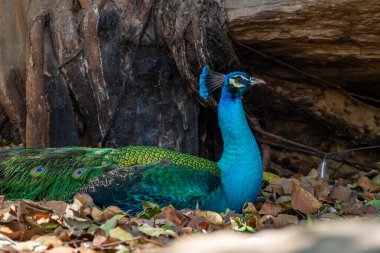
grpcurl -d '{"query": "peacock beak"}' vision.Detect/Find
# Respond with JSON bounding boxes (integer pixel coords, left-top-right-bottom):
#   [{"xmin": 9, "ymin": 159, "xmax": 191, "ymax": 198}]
[{"xmin": 250, "ymin": 77, "xmax": 266, "ymax": 86}]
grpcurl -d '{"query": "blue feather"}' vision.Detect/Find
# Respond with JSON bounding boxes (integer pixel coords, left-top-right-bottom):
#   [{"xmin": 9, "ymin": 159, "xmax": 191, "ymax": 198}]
[{"xmin": 199, "ymin": 66, "xmax": 210, "ymax": 100}]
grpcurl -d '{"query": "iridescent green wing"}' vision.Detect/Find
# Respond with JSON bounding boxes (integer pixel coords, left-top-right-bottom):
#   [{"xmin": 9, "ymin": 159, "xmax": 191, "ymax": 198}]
[{"xmin": 82, "ymin": 163, "xmax": 221, "ymax": 212}]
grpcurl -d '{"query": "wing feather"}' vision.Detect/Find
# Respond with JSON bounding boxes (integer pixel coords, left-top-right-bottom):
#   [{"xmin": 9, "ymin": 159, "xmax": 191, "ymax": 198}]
[{"xmin": 83, "ymin": 164, "xmax": 221, "ymax": 212}]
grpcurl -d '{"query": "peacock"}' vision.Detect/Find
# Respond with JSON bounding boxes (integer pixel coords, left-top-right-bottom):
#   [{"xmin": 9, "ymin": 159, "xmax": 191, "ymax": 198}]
[{"xmin": 0, "ymin": 67, "xmax": 265, "ymax": 213}]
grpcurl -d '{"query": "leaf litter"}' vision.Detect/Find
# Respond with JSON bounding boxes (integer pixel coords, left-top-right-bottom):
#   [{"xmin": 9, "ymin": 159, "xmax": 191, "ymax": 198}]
[{"xmin": 1, "ymin": 169, "xmax": 380, "ymax": 252}]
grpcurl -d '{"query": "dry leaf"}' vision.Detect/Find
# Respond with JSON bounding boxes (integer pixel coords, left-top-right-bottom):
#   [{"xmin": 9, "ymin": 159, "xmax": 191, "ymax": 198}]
[
  {"xmin": 109, "ymin": 226, "xmax": 135, "ymax": 241},
  {"xmin": 263, "ymin": 171, "xmax": 280, "ymax": 183},
  {"xmin": 181, "ymin": 227, "xmax": 193, "ymax": 234},
  {"xmin": 361, "ymin": 192, "xmax": 374, "ymax": 200},
  {"xmin": 291, "ymin": 182, "xmax": 322, "ymax": 214},
  {"xmin": 314, "ymin": 180, "xmax": 330, "ymax": 201},
  {"xmin": 259, "ymin": 200, "xmax": 281, "ymax": 216},
  {"xmin": 371, "ymin": 175, "xmax": 380, "ymax": 186},
  {"xmin": 91, "ymin": 206, "xmax": 103, "ymax": 221},
  {"xmin": 40, "ymin": 201, "xmax": 67, "ymax": 215},
  {"xmin": 73, "ymin": 194, "xmax": 94, "ymax": 208},
  {"xmin": 92, "ymin": 235, "xmax": 107, "ymax": 248},
  {"xmin": 47, "ymin": 246, "xmax": 75, "ymax": 253},
  {"xmin": 33, "ymin": 235, "xmax": 63, "ymax": 248},
  {"xmin": 198, "ymin": 211, "xmax": 224, "ymax": 225},
  {"xmin": 246, "ymin": 213, "xmax": 262, "ymax": 231},
  {"xmin": 370, "ymin": 185, "xmax": 380, "ymax": 193},
  {"xmin": 155, "ymin": 205, "xmax": 186, "ymax": 225},
  {"xmin": 79, "ymin": 246, "xmax": 98, "ymax": 253},
  {"xmin": 263, "ymin": 182, "xmax": 283, "ymax": 196},
  {"xmin": 99, "ymin": 206, "xmax": 125, "ymax": 221},
  {"xmin": 307, "ymin": 169, "xmax": 319, "ymax": 179},
  {"xmin": 277, "ymin": 214, "xmax": 299, "ymax": 224},
  {"xmin": 281, "ymin": 179, "xmax": 294, "ymax": 195},
  {"xmin": 358, "ymin": 176, "xmax": 373, "ymax": 192},
  {"xmin": 330, "ymin": 185, "xmax": 353, "ymax": 203},
  {"xmin": 242, "ymin": 202, "xmax": 258, "ymax": 214},
  {"xmin": 0, "ymin": 195, "xmax": 4, "ymax": 210},
  {"xmin": 138, "ymin": 223, "xmax": 178, "ymax": 238}
]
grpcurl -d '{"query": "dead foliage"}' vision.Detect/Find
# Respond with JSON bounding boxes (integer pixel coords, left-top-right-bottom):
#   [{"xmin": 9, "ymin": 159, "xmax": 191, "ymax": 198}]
[{"xmin": 1, "ymin": 169, "xmax": 380, "ymax": 252}]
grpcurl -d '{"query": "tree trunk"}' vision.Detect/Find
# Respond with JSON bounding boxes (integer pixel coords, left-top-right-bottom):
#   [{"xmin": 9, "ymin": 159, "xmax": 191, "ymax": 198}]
[{"xmin": 0, "ymin": 0, "xmax": 378, "ymax": 177}]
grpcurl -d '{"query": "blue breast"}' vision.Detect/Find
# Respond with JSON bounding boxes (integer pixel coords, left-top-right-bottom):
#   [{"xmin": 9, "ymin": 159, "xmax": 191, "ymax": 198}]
[{"xmin": 215, "ymin": 86, "xmax": 263, "ymax": 211}]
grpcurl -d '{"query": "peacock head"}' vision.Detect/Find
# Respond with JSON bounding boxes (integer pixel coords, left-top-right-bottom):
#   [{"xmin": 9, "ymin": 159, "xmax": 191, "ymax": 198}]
[{"xmin": 199, "ymin": 66, "xmax": 265, "ymax": 100}]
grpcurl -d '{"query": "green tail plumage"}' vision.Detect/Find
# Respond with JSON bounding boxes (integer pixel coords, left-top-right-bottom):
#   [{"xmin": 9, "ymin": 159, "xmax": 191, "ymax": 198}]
[
  {"xmin": 0, "ymin": 146, "xmax": 221, "ymax": 211},
  {"xmin": 0, "ymin": 148, "xmax": 111, "ymax": 200}
]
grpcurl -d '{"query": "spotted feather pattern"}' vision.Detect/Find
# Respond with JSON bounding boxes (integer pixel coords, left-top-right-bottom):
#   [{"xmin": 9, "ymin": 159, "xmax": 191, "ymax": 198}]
[{"xmin": 0, "ymin": 146, "xmax": 221, "ymax": 211}]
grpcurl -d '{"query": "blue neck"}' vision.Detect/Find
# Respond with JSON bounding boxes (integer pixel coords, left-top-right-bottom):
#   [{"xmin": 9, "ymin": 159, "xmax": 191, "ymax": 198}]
[{"xmin": 214, "ymin": 86, "xmax": 263, "ymax": 211}]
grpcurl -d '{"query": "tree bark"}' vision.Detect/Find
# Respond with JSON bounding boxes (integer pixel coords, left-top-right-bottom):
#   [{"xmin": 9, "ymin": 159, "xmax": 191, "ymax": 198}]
[{"xmin": 25, "ymin": 12, "xmax": 50, "ymax": 148}]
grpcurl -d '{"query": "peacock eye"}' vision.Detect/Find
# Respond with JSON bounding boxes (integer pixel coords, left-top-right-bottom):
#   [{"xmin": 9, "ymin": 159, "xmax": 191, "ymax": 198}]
[
  {"xmin": 235, "ymin": 76, "xmax": 243, "ymax": 83},
  {"xmin": 31, "ymin": 166, "xmax": 46, "ymax": 177},
  {"xmin": 73, "ymin": 168, "xmax": 86, "ymax": 179}
]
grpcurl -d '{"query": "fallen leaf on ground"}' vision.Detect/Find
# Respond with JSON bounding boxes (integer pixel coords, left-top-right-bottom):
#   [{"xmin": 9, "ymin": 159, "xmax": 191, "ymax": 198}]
[
  {"xmin": 99, "ymin": 206, "xmax": 125, "ymax": 221},
  {"xmin": 263, "ymin": 171, "xmax": 280, "ymax": 183},
  {"xmin": 277, "ymin": 214, "xmax": 299, "ymax": 224},
  {"xmin": 138, "ymin": 224, "xmax": 178, "ymax": 238},
  {"xmin": 198, "ymin": 210, "xmax": 224, "ymax": 225},
  {"xmin": 259, "ymin": 200, "xmax": 281, "ymax": 216},
  {"xmin": 109, "ymin": 226, "xmax": 136, "ymax": 241},
  {"xmin": 366, "ymin": 199, "xmax": 380, "ymax": 211},
  {"xmin": 100, "ymin": 214, "xmax": 125, "ymax": 236},
  {"xmin": 242, "ymin": 202, "xmax": 258, "ymax": 214},
  {"xmin": 291, "ymin": 182, "xmax": 321, "ymax": 214},
  {"xmin": 230, "ymin": 217, "xmax": 255, "ymax": 233},
  {"xmin": 47, "ymin": 246, "xmax": 76, "ymax": 253},
  {"xmin": 0, "ymin": 167, "xmax": 379, "ymax": 252},
  {"xmin": 314, "ymin": 180, "xmax": 330, "ymax": 201},
  {"xmin": 371, "ymin": 175, "xmax": 380, "ymax": 186},
  {"xmin": 329, "ymin": 185, "xmax": 354, "ymax": 203},
  {"xmin": 33, "ymin": 235, "xmax": 63, "ymax": 248},
  {"xmin": 155, "ymin": 205, "xmax": 187, "ymax": 225},
  {"xmin": 92, "ymin": 235, "xmax": 107, "ymax": 248},
  {"xmin": 357, "ymin": 176, "xmax": 373, "ymax": 192},
  {"xmin": 39, "ymin": 201, "xmax": 67, "ymax": 215},
  {"xmin": 0, "ymin": 195, "xmax": 4, "ymax": 210}
]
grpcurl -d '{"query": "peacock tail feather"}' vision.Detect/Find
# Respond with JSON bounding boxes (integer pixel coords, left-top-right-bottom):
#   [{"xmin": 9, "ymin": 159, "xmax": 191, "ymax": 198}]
[{"xmin": 0, "ymin": 146, "xmax": 220, "ymax": 206}]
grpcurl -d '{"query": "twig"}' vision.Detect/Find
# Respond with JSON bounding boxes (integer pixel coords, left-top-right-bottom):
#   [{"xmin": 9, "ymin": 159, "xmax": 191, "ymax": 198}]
[
  {"xmin": 258, "ymin": 139, "xmax": 378, "ymax": 172},
  {"xmin": 245, "ymin": 112, "xmax": 322, "ymax": 154},
  {"xmin": 257, "ymin": 139, "xmax": 322, "ymax": 156},
  {"xmin": 348, "ymin": 93, "xmax": 380, "ymax": 104}
]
